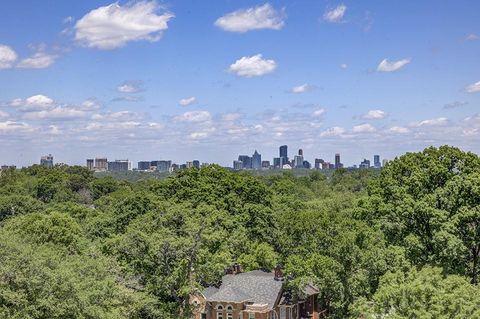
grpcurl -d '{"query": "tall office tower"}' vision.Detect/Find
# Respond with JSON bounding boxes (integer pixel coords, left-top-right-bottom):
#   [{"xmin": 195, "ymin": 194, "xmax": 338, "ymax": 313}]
[
  {"xmin": 233, "ymin": 160, "xmax": 243, "ymax": 170},
  {"xmin": 157, "ymin": 160, "xmax": 172, "ymax": 171},
  {"xmin": 261, "ymin": 160, "xmax": 270, "ymax": 169},
  {"xmin": 303, "ymin": 160, "xmax": 311, "ymax": 169},
  {"xmin": 298, "ymin": 149, "xmax": 303, "ymax": 156},
  {"xmin": 186, "ymin": 161, "xmax": 194, "ymax": 168},
  {"xmin": 108, "ymin": 159, "xmax": 129, "ymax": 172},
  {"xmin": 238, "ymin": 155, "xmax": 252, "ymax": 169},
  {"xmin": 374, "ymin": 155, "xmax": 381, "ymax": 168},
  {"xmin": 94, "ymin": 157, "xmax": 108, "ymax": 171},
  {"xmin": 314, "ymin": 158, "xmax": 324, "ymax": 169},
  {"xmin": 294, "ymin": 155, "xmax": 304, "ymax": 168},
  {"xmin": 335, "ymin": 153, "xmax": 341, "ymax": 169},
  {"xmin": 86, "ymin": 159, "xmax": 94, "ymax": 170},
  {"xmin": 40, "ymin": 154, "xmax": 54, "ymax": 167},
  {"xmin": 273, "ymin": 157, "xmax": 281, "ymax": 169},
  {"xmin": 252, "ymin": 150, "xmax": 261, "ymax": 170},
  {"xmin": 382, "ymin": 159, "xmax": 389, "ymax": 167},
  {"xmin": 192, "ymin": 160, "xmax": 200, "ymax": 169},
  {"xmin": 138, "ymin": 161, "xmax": 151, "ymax": 171},
  {"xmin": 279, "ymin": 145, "xmax": 288, "ymax": 158},
  {"xmin": 359, "ymin": 159, "xmax": 371, "ymax": 169}
]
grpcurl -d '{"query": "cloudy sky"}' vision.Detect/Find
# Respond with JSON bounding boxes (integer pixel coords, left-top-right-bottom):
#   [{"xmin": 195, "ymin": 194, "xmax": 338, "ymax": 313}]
[{"xmin": 0, "ymin": 0, "xmax": 479, "ymax": 167}]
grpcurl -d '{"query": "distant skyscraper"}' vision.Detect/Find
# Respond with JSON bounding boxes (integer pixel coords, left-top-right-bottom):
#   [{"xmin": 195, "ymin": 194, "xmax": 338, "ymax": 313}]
[
  {"xmin": 294, "ymin": 155, "xmax": 304, "ymax": 168},
  {"xmin": 40, "ymin": 154, "xmax": 53, "ymax": 167},
  {"xmin": 95, "ymin": 157, "xmax": 108, "ymax": 171},
  {"xmin": 192, "ymin": 160, "xmax": 200, "ymax": 169},
  {"xmin": 374, "ymin": 155, "xmax": 381, "ymax": 168},
  {"xmin": 298, "ymin": 149, "xmax": 303, "ymax": 156},
  {"xmin": 138, "ymin": 161, "xmax": 151, "ymax": 171},
  {"xmin": 108, "ymin": 159, "xmax": 130, "ymax": 172},
  {"xmin": 335, "ymin": 153, "xmax": 342, "ymax": 169},
  {"xmin": 359, "ymin": 159, "xmax": 371, "ymax": 169},
  {"xmin": 157, "ymin": 160, "xmax": 172, "ymax": 171},
  {"xmin": 382, "ymin": 159, "xmax": 389, "ymax": 167},
  {"xmin": 273, "ymin": 157, "xmax": 281, "ymax": 169},
  {"xmin": 238, "ymin": 155, "xmax": 252, "ymax": 169},
  {"xmin": 261, "ymin": 160, "xmax": 270, "ymax": 169},
  {"xmin": 252, "ymin": 150, "xmax": 261, "ymax": 170},
  {"xmin": 280, "ymin": 145, "xmax": 288, "ymax": 158},
  {"xmin": 86, "ymin": 159, "xmax": 94, "ymax": 170},
  {"xmin": 314, "ymin": 158, "xmax": 324, "ymax": 169},
  {"xmin": 233, "ymin": 160, "xmax": 243, "ymax": 170},
  {"xmin": 303, "ymin": 160, "xmax": 311, "ymax": 169}
]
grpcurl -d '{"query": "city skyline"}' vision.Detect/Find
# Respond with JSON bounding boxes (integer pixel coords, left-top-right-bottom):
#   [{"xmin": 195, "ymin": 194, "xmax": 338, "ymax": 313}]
[{"xmin": 0, "ymin": 1, "xmax": 479, "ymax": 167}]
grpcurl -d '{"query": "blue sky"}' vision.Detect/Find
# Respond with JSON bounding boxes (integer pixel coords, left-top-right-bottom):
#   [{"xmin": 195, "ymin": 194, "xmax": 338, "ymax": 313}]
[{"xmin": 0, "ymin": 0, "xmax": 479, "ymax": 167}]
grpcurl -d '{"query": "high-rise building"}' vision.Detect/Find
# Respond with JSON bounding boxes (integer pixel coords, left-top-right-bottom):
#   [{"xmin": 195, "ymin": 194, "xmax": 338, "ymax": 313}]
[
  {"xmin": 157, "ymin": 160, "xmax": 172, "ymax": 171},
  {"xmin": 382, "ymin": 159, "xmax": 389, "ymax": 167},
  {"xmin": 86, "ymin": 159, "xmax": 94, "ymax": 170},
  {"xmin": 303, "ymin": 160, "xmax": 311, "ymax": 169},
  {"xmin": 335, "ymin": 153, "xmax": 342, "ymax": 169},
  {"xmin": 359, "ymin": 159, "xmax": 371, "ymax": 169},
  {"xmin": 273, "ymin": 157, "xmax": 281, "ymax": 169},
  {"xmin": 314, "ymin": 158, "xmax": 324, "ymax": 169},
  {"xmin": 298, "ymin": 149, "xmax": 303, "ymax": 156},
  {"xmin": 294, "ymin": 155, "xmax": 304, "ymax": 168},
  {"xmin": 108, "ymin": 159, "xmax": 130, "ymax": 172},
  {"xmin": 192, "ymin": 160, "xmax": 200, "ymax": 169},
  {"xmin": 252, "ymin": 150, "xmax": 261, "ymax": 170},
  {"xmin": 279, "ymin": 145, "xmax": 288, "ymax": 158},
  {"xmin": 186, "ymin": 161, "xmax": 194, "ymax": 168},
  {"xmin": 233, "ymin": 160, "xmax": 243, "ymax": 170},
  {"xmin": 95, "ymin": 157, "xmax": 108, "ymax": 171},
  {"xmin": 238, "ymin": 155, "xmax": 252, "ymax": 169},
  {"xmin": 138, "ymin": 161, "xmax": 151, "ymax": 171},
  {"xmin": 261, "ymin": 160, "xmax": 270, "ymax": 169},
  {"xmin": 40, "ymin": 154, "xmax": 54, "ymax": 167},
  {"xmin": 374, "ymin": 155, "xmax": 381, "ymax": 168}
]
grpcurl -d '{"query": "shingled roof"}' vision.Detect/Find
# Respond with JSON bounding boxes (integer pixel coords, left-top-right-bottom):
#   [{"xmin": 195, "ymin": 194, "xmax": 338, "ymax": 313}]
[{"xmin": 204, "ymin": 270, "xmax": 283, "ymax": 310}]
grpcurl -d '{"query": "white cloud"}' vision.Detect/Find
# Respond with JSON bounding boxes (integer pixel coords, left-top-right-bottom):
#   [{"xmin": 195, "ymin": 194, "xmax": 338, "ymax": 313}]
[
  {"xmin": 415, "ymin": 117, "xmax": 449, "ymax": 127},
  {"xmin": 0, "ymin": 121, "xmax": 31, "ymax": 132},
  {"xmin": 10, "ymin": 94, "xmax": 54, "ymax": 111},
  {"xmin": 353, "ymin": 123, "xmax": 376, "ymax": 133},
  {"xmin": 23, "ymin": 107, "xmax": 86, "ymax": 120},
  {"xmin": 320, "ymin": 126, "xmax": 345, "ymax": 137},
  {"xmin": 190, "ymin": 132, "xmax": 209, "ymax": 139},
  {"xmin": 465, "ymin": 81, "xmax": 480, "ymax": 93},
  {"xmin": 75, "ymin": 1, "xmax": 174, "ymax": 50},
  {"xmin": 80, "ymin": 99, "xmax": 101, "ymax": 110},
  {"xmin": 175, "ymin": 111, "xmax": 211, "ymax": 122},
  {"xmin": 363, "ymin": 109, "xmax": 387, "ymax": 119},
  {"xmin": 221, "ymin": 113, "xmax": 242, "ymax": 121},
  {"xmin": 17, "ymin": 52, "xmax": 57, "ymax": 69},
  {"xmin": 179, "ymin": 96, "xmax": 197, "ymax": 106},
  {"xmin": 388, "ymin": 126, "xmax": 409, "ymax": 134},
  {"xmin": 91, "ymin": 111, "xmax": 143, "ymax": 121},
  {"xmin": 229, "ymin": 54, "xmax": 277, "ymax": 77},
  {"xmin": 465, "ymin": 33, "xmax": 479, "ymax": 41},
  {"xmin": 215, "ymin": 3, "xmax": 285, "ymax": 33},
  {"xmin": 377, "ymin": 58, "xmax": 411, "ymax": 72},
  {"xmin": 0, "ymin": 111, "xmax": 9, "ymax": 119},
  {"xmin": 0, "ymin": 45, "xmax": 17, "ymax": 69},
  {"xmin": 340, "ymin": 63, "xmax": 348, "ymax": 69},
  {"xmin": 117, "ymin": 81, "xmax": 143, "ymax": 93},
  {"xmin": 312, "ymin": 109, "xmax": 326, "ymax": 117},
  {"xmin": 290, "ymin": 84, "xmax": 313, "ymax": 93},
  {"xmin": 323, "ymin": 4, "xmax": 347, "ymax": 23}
]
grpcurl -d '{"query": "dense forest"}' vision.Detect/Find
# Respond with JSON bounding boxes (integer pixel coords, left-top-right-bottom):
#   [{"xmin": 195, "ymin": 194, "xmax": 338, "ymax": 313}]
[{"xmin": 1, "ymin": 145, "xmax": 479, "ymax": 318}]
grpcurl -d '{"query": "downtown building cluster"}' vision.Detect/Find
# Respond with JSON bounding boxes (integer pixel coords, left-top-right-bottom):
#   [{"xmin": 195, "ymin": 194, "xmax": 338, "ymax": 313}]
[{"xmin": 232, "ymin": 145, "xmax": 385, "ymax": 171}]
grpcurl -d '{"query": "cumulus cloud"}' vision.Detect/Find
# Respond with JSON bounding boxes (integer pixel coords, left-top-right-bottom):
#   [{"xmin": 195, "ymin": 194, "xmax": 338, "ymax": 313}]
[
  {"xmin": 0, "ymin": 121, "xmax": 32, "ymax": 132},
  {"xmin": 117, "ymin": 81, "xmax": 143, "ymax": 93},
  {"xmin": 215, "ymin": 3, "xmax": 285, "ymax": 33},
  {"xmin": 415, "ymin": 117, "xmax": 449, "ymax": 127},
  {"xmin": 79, "ymin": 99, "xmax": 101, "ymax": 110},
  {"xmin": 229, "ymin": 54, "xmax": 277, "ymax": 77},
  {"xmin": 91, "ymin": 111, "xmax": 143, "ymax": 122},
  {"xmin": 323, "ymin": 4, "xmax": 347, "ymax": 23},
  {"xmin": 340, "ymin": 63, "xmax": 348, "ymax": 69},
  {"xmin": 312, "ymin": 109, "xmax": 326, "ymax": 117},
  {"xmin": 9, "ymin": 94, "xmax": 54, "ymax": 112},
  {"xmin": 174, "ymin": 111, "xmax": 211, "ymax": 123},
  {"xmin": 179, "ymin": 96, "xmax": 197, "ymax": 106},
  {"xmin": 465, "ymin": 81, "xmax": 480, "ymax": 93},
  {"xmin": 353, "ymin": 123, "xmax": 376, "ymax": 133},
  {"xmin": 465, "ymin": 33, "xmax": 479, "ymax": 41},
  {"xmin": 388, "ymin": 126, "xmax": 409, "ymax": 134},
  {"xmin": 0, "ymin": 45, "xmax": 17, "ymax": 69},
  {"xmin": 17, "ymin": 52, "xmax": 58, "ymax": 69},
  {"xmin": 0, "ymin": 111, "xmax": 9, "ymax": 119},
  {"xmin": 320, "ymin": 126, "xmax": 345, "ymax": 137},
  {"xmin": 221, "ymin": 113, "xmax": 243, "ymax": 121},
  {"xmin": 290, "ymin": 84, "xmax": 313, "ymax": 93},
  {"xmin": 75, "ymin": 1, "xmax": 174, "ymax": 50},
  {"xmin": 363, "ymin": 109, "xmax": 386, "ymax": 119},
  {"xmin": 22, "ymin": 107, "xmax": 87, "ymax": 121},
  {"xmin": 377, "ymin": 58, "xmax": 411, "ymax": 72}
]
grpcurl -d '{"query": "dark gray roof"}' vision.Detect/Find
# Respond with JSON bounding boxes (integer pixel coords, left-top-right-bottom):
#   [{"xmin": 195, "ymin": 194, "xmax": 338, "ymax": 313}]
[
  {"xmin": 203, "ymin": 286, "xmax": 219, "ymax": 299},
  {"xmin": 204, "ymin": 270, "xmax": 283, "ymax": 310}
]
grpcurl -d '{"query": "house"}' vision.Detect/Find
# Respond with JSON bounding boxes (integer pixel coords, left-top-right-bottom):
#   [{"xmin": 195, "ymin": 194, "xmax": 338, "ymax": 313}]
[{"xmin": 191, "ymin": 265, "xmax": 320, "ymax": 319}]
